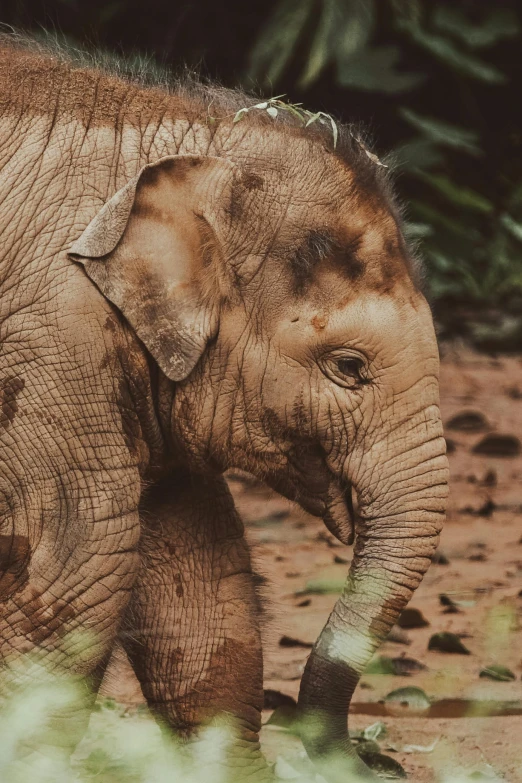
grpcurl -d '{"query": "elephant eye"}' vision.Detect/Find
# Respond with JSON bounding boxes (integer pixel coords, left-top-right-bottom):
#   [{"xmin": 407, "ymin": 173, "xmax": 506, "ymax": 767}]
[
  {"xmin": 336, "ymin": 358, "xmax": 363, "ymax": 383},
  {"xmin": 321, "ymin": 352, "xmax": 368, "ymax": 389}
]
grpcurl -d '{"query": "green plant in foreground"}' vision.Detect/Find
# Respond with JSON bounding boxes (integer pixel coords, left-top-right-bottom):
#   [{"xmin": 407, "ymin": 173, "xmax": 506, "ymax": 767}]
[
  {"xmin": 0, "ymin": 599, "xmax": 518, "ymax": 783},
  {"xmin": 0, "ymin": 668, "xmax": 512, "ymax": 782}
]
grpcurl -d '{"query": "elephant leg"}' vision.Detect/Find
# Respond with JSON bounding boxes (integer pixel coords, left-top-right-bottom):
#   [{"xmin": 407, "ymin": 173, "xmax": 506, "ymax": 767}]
[
  {"xmin": 121, "ymin": 471, "xmax": 270, "ymax": 781},
  {"xmin": 0, "ymin": 477, "xmax": 141, "ymax": 770}
]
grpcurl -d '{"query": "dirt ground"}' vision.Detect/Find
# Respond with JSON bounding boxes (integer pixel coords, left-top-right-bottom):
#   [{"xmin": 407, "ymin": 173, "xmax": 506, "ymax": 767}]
[{"xmin": 101, "ymin": 348, "xmax": 522, "ymax": 781}]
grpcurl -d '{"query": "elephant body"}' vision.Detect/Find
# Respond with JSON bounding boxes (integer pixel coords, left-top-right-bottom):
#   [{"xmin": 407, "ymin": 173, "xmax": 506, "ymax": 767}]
[{"xmin": 0, "ymin": 37, "xmax": 448, "ymax": 780}]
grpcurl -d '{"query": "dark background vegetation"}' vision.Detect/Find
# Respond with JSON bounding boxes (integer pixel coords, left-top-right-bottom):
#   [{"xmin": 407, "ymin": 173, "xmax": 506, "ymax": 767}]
[{"xmin": 4, "ymin": 0, "xmax": 522, "ymax": 348}]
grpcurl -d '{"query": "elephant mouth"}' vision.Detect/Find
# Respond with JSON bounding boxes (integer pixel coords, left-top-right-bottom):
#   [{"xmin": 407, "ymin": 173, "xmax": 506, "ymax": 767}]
[
  {"xmin": 323, "ymin": 483, "xmax": 356, "ymax": 545},
  {"xmin": 297, "ymin": 482, "xmax": 355, "ymax": 546},
  {"xmin": 262, "ymin": 440, "xmax": 356, "ymax": 546},
  {"xmin": 271, "ymin": 472, "xmax": 355, "ymax": 546}
]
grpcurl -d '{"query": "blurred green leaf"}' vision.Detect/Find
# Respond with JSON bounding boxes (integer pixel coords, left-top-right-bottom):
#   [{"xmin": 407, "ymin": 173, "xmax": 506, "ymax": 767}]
[
  {"xmin": 248, "ymin": 0, "xmax": 314, "ymax": 85},
  {"xmin": 501, "ymin": 213, "xmax": 522, "ymax": 242},
  {"xmin": 389, "ymin": 137, "xmax": 445, "ymax": 170},
  {"xmin": 411, "ymin": 201, "xmax": 481, "ymax": 239},
  {"xmin": 507, "ymin": 181, "xmax": 522, "ymax": 210},
  {"xmin": 414, "ymin": 170, "xmax": 494, "ymax": 212},
  {"xmin": 300, "ymin": 0, "xmax": 375, "ymax": 87},
  {"xmin": 338, "ymin": 45, "xmax": 425, "ymax": 92},
  {"xmin": 403, "ymin": 221, "xmax": 433, "ymax": 239},
  {"xmin": 399, "ymin": 20, "xmax": 507, "ymax": 83},
  {"xmin": 400, "ymin": 108, "xmax": 482, "ymax": 155},
  {"xmin": 433, "ymin": 7, "xmax": 520, "ymax": 49}
]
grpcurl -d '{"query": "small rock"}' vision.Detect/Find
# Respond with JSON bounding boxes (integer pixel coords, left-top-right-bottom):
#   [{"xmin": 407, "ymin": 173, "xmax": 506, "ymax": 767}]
[
  {"xmin": 392, "ymin": 656, "xmax": 427, "ymax": 676},
  {"xmin": 384, "ymin": 685, "xmax": 431, "ymax": 714},
  {"xmin": 446, "ymin": 410, "xmax": 489, "ymax": 432},
  {"xmin": 354, "ymin": 739, "xmax": 381, "ymax": 756},
  {"xmin": 479, "ymin": 664, "xmax": 516, "ymax": 682},
  {"xmin": 473, "ymin": 434, "xmax": 521, "ymax": 457},
  {"xmin": 333, "ymin": 554, "xmax": 349, "ymax": 564},
  {"xmin": 428, "ymin": 632, "xmax": 471, "ymax": 655},
  {"xmin": 461, "ymin": 499, "xmax": 496, "ymax": 517},
  {"xmin": 279, "ymin": 635, "xmax": 312, "ymax": 648},
  {"xmin": 439, "ymin": 594, "xmax": 461, "ymax": 613},
  {"xmin": 387, "ymin": 625, "xmax": 411, "ymax": 645},
  {"xmin": 365, "ymin": 654, "xmax": 426, "ymax": 677},
  {"xmin": 296, "ymin": 598, "xmax": 311, "ymax": 607},
  {"xmin": 397, "ymin": 607, "xmax": 429, "ymax": 628},
  {"xmin": 365, "ymin": 656, "xmax": 396, "ymax": 675},
  {"xmin": 480, "ymin": 469, "xmax": 497, "ymax": 487},
  {"xmin": 355, "ymin": 746, "xmax": 407, "ymax": 778},
  {"xmin": 505, "ymin": 385, "xmax": 522, "ymax": 400},
  {"xmin": 475, "ymin": 499, "xmax": 496, "ymax": 517},
  {"xmin": 432, "ymin": 549, "xmax": 449, "ymax": 565}
]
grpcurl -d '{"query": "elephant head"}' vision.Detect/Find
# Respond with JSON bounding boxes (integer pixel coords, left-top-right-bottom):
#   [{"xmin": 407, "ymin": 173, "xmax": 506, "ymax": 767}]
[{"xmin": 69, "ymin": 132, "xmax": 448, "ymax": 779}]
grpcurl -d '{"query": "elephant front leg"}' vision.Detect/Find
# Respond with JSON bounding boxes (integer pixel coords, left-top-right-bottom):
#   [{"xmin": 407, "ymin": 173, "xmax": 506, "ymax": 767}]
[
  {"xmin": 0, "ymin": 499, "xmax": 141, "ymax": 774},
  {"xmin": 121, "ymin": 471, "xmax": 270, "ymax": 781}
]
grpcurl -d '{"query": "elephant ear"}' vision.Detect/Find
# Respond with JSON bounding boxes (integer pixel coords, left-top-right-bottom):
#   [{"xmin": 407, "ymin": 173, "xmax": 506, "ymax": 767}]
[{"xmin": 68, "ymin": 155, "xmax": 236, "ymax": 381}]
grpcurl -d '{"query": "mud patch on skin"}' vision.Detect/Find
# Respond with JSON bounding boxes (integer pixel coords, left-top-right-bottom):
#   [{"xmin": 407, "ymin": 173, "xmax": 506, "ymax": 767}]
[
  {"xmin": 118, "ymin": 378, "xmax": 142, "ymax": 457},
  {"xmin": 0, "ymin": 534, "xmax": 31, "ymax": 599},
  {"xmin": 104, "ymin": 315, "xmax": 118, "ymax": 333},
  {"xmin": 311, "ymin": 313, "xmax": 328, "ymax": 331},
  {"xmin": 0, "ymin": 377, "xmax": 25, "ymax": 431},
  {"xmin": 173, "ymin": 574, "xmax": 184, "ymax": 598}
]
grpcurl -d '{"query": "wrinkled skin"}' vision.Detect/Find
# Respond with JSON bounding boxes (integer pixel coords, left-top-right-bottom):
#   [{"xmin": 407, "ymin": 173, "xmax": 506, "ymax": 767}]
[{"xmin": 0, "ymin": 43, "xmax": 448, "ymax": 780}]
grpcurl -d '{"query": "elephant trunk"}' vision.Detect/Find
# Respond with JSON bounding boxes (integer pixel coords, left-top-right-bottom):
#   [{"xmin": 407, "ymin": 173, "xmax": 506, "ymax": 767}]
[{"xmin": 298, "ymin": 426, "xmax": 448, "ymax": 780}]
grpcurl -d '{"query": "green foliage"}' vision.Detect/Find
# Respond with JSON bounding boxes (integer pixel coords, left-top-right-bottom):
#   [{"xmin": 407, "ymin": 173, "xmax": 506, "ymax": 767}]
[{"xmin": 249, "ymin": 0, "xmax": 522, "ymax": 338}]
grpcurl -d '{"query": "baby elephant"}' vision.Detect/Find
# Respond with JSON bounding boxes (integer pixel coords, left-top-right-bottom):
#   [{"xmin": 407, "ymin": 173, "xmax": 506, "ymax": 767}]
[{"xmin": 0, "ymin": 35, "xmax": 448, "ymax": 781}]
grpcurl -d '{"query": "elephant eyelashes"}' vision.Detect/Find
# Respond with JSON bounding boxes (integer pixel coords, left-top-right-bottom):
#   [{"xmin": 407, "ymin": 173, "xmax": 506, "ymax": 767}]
[{"xmin": 320, "ymin": 353, "xmax": 368, "ymax": 389}]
